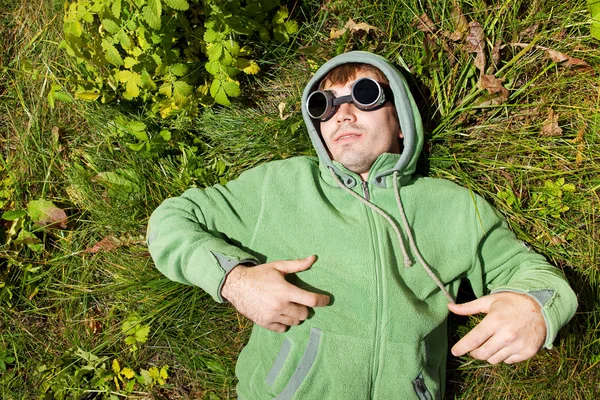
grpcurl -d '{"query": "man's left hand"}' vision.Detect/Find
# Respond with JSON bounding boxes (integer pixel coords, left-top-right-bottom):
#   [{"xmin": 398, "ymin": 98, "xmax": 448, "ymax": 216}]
[{"xmin": 448, "ymin": 292, "xmax": 546, "ymax": 365}]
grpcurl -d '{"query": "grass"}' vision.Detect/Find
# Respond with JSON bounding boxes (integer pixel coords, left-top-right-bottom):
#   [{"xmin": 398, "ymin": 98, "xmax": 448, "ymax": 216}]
[{"xmin": 1, "ymin": 0, "xmax": 599, "ymax": 399}]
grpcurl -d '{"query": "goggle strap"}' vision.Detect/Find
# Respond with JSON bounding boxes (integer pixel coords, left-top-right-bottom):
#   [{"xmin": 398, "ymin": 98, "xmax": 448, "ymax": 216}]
[{"xmin": 332, "ymin": 95, "xmax": 352, "ymax": 106}]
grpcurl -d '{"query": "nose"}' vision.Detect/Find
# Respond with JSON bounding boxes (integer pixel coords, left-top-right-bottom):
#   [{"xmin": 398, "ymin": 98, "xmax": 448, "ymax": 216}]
[{"xmin": 335, "ymin": 102, "xmax": 357, "ymax": 123}]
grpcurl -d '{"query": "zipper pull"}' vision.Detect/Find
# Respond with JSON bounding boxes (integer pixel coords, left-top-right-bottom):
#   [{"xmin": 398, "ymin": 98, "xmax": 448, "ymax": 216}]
[{"xmin": 361, "ymin": 181, "xmax": 370, "ymax": 201}]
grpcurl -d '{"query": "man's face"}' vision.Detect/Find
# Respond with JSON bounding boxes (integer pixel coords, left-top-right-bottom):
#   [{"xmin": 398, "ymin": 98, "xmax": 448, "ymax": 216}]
[{"xmin": 319, "ymin": 71, "xmax": 403, "ymax": 176}]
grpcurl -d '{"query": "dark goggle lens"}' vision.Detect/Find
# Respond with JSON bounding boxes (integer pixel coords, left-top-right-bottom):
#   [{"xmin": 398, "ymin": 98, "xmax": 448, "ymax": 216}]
[
  {"xmin": 352, "ymin": 78, "xmax": 381, "ymax": 106},
  {"xmin": 307, "ymin": 91, "xmax": 329, "ymax": 119}
]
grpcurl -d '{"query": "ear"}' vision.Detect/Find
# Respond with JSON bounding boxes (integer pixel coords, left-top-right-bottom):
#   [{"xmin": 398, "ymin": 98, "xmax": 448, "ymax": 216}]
[{"xmin": 398, "ymin": 126, "xmax": 404, "ymax": 139}]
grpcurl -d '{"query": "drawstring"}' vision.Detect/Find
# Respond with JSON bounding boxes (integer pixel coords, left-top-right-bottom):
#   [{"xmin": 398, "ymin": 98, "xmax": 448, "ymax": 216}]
[
  {"xmin": 329, "ymin": 168, "xmax": 412, "ymax": 266},
  {"xmin": 392, "ymin": 171, "xmax": 455, "ymax": 304},
  {"xmin": 328, "ymin": 167, "xmax": 455, "ymax": 304}
]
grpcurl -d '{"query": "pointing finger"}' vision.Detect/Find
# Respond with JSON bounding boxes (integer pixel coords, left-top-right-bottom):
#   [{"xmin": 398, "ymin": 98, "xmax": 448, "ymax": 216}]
[
  {"xmin": 451, "ymin": 320, "xmax": 494, "ymax": 357},
  {"xmin": 289, "ymin": 287, "xmax": 330, "ymax": 308}
]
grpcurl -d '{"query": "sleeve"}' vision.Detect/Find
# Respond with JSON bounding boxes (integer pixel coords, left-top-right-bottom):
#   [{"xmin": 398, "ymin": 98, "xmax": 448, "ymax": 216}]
[
  {"xmin": 466, "ymin": 194, "xmax": 578, "ymax": 349},
  {"xmin": 146, "ymin": 162, "xmax": 274, "ymax": 303}
]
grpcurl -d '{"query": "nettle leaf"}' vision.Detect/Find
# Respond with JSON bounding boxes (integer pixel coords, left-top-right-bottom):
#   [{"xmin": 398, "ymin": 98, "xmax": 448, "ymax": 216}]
[
  {"xmin": 204, "ymin": 27, "xmax": 220, "ymax": 42},
  {"xmin": 210, "ymin": 79, "xmax": 231, "ymax": 106},
  {"xmin": 163, "ymin": 0, "xmax": 189, "ymax": 11},
  {"xmin": 205, "ymin": 60, "xmax": 221, "ymax": 76},
  {"xmin": 118, "ymin": 30, "xmax": 132, "ymax": 49},
  {"xmin": 228, "ymin": 16, "xmax": 251, "ymax": 35},
  {"xmin": 173, "ymin": 80, "xmax": 192, "ymax": 104},
  {"xmin": 102, "ymin": 40, "xmax": 124, "ymax": 66},
  {"xmin": 141, "ymin": 69, "xmax": 157, "ymax": 90},
  {"xmin": 144, "ymin": 0, "xmax": 162, "ymax": 30},
  {"xmin": 170, "ymin": 63, "xmax": 188, "ymax": 76},
  {"xmin": 102, "ymin": 19, "xmax": 120, "ymax": 34},
  {"xmin": 124, "ymin": 57, "xmax": 139, "ymax": 68},
  {"xmin": 207, "ymin": 42, "xmax": 224, "ymax": 60},
  {"xmin": 159, "ymin": 82, "xmax": 172, "ymax": 97},
  {"xmin": 223, "ymin": 81, "xmax": 240, "ymax": 97},
  {"xmin": 112, "ymin": 0, "xmax": 122, "ymax": 19}
]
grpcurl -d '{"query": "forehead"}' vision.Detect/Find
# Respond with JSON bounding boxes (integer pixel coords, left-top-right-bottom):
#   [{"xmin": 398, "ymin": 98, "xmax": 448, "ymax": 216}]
[{"xmin": 321, "ymin": 70, "xmax": 384, "ymax": 95}]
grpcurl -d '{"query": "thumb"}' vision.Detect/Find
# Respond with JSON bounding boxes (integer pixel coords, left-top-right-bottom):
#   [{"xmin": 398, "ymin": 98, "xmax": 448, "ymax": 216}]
[
  {"xmin": 274, "ymin": 255, "xmax": 317, "ymax": 274},
  {"xmin": 447, "ymin": 296, "xmax": 492, "ymax": 316}
]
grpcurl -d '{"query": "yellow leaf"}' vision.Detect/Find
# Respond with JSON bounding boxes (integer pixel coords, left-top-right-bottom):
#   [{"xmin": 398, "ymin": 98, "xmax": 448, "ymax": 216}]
[
  {"xmin": 122, "ymin": 367, "xmax": 135, "ymax": 379},
  {"xmin": 242, "ymin": 60, "xmax": 260, "ymax": 75},
  {"xmin": 112, "ymin": 359, "xmax": 121, "ymax": 374}
]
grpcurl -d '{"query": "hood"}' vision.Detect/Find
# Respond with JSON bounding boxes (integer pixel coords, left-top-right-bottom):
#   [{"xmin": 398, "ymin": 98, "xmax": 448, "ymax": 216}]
[{"xmin": 301, "ymin": 51, "xmax": 424, "ymax": 189}]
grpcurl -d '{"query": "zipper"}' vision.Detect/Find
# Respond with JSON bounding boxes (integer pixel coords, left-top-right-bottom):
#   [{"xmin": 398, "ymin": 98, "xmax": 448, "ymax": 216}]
[
  {"xmin": 361, "ymin": 180, "xmax": 370, "ymax": 201},
  {"xmin": 362, "ymin": 179, "xmax": 382, "ymax": 398}
]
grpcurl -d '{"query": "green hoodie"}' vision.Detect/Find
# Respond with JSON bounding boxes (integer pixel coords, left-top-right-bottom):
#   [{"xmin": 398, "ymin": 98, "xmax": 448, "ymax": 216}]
[{"xmin": 147, "ymin": 51, "xmax": 577, "ymax": 399}]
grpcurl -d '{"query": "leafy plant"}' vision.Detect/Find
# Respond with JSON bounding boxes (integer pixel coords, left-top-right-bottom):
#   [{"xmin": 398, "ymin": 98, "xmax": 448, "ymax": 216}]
[
  {"xmin": 1, "ymin": 199, "xmax": 67, "ymax": 305},
  {"xmin": 37, "ymin": 347, "xmax": 169, "ymax": 399},
  {"xmin": 59, "ymin": 0, "xmax": 298, "ymax": 116},
  {"xmin": 0, "ymin": 347, "xmax": 16, "ymax": 372},
  {"xmin": 121, "ymin": 313, "xmax": 150, "ymax": 353},
  {"xmin": 530, "ymin": 178, "xmax": 576, "ymax": 218}
]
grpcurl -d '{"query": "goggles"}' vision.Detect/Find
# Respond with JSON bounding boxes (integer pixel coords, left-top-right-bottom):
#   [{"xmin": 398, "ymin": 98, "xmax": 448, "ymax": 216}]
[{"xmin": 306, "ymin": 77, "xmax": 394, "ymax": 121}]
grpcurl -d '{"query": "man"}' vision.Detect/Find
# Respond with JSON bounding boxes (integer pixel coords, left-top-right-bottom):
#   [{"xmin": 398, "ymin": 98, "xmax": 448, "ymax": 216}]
[{"xmin": 147, "ymin": 51, "xmax": 577, "ymax": 399}]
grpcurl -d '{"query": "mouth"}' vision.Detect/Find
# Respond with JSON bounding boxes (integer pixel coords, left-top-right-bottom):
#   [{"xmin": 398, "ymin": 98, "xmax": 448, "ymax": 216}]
[{"xmin": 334, "ymin": 132, "xmax": 362, "ymax": 142}]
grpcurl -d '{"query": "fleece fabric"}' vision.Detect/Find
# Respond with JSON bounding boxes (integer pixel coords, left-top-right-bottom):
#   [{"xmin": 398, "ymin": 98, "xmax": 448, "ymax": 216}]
[{"xmin": 147, "ymin": 51, "xmax": 577, "ymax": 400}]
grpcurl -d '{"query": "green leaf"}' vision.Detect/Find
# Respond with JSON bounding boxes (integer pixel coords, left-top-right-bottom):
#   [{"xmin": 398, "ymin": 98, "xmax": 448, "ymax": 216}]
[
  {"xmin": 134, "ymin": 325, "xmax": 150, "ymax": 343},
  {"xmin": 68, "ymin": 20, "xmax": 83, "ymax": 37},
  {"xmin": 205, "ymin": 60, "xmax": 221, "ymax": 76},
  {"xmin": 210, "ymin": 79, "xmax": 230, "ymax": 106},
  {"xmin": 144, "ymin": 0, "xmax": 162, "ymax": 30},
  {"xmin": 204, "ymin": 27, "xmax": 220, "ymax": 42},
  {"xmin": 102, "ymin": 40, "xmax": 124, "ymax": 66},
  {"xmin": 128, "ymin": 121, "xmax": 146, "ymax": 132},
  {"xmin": 163, "ymin": 0, "xmax": 189, "ymax": 11},
  {"xmin": 54, "ymin": 91, "xmax": 73, "ymax": 103},
  {"xmin": 27, "ymin": 199, "xmax": 68, "ymax": 228},
  {"xmin": 112, "ymin": 0, "xmax": 122, "ymax": 19},
  {"xmin": 74, "ymin": 90, "xmax": 100, "ymax": 101},
  {"xmin": 124, "ymin": 57, "xmax": 139, "ymax": 68},
  {"xmin": 141, "ymin": 69, "xmax": 157, "ymax": 90},
  {"xmin": 117, "ymin": 30, "xmax": 132, "ymax": 49},
  {"xmin": 223, "ymin": 81, "xmax": 240, "ymax": 97},
  {"xmin": 591, "ymin": 0, "xmax": 600, "ymax": 40},
  {"xmin": 102, "ymin": 19, "xmax": 120, "ymax": 34},
  {"xmin": 173, "ymin": 80, "xmax": 192, "ymax": 104},
  {"xmin": 207, "ymin": 42, "xmax": 224, "ymax": 61},
  {"xmin": 159, "ymin": 130, "xmax": 171, "ymax": 140},
  {"xmin": 159, "ymin": 82, "xmax": 172, "ymax": 97},
  {"xmin": 284, "ymin": 20, "xmax": 298, "ymax": 34},
  {"xmin": 272, "ymin": 6, "xmax": 289, "ymax": 25},
  {"xmin": 17, "ymin": 229, "xmax": 42, "ymax": 252},
  {"xmin": 170, "ymin": 63, "xmax": 188, "ymax": 76},
  {"xmin": 2, "ymin": 210, "xmax": 27, "ymax": 221}
]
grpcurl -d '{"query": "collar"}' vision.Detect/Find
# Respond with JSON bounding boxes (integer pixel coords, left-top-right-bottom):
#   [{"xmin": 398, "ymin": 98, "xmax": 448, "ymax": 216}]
[{"xmin": 319, "ymin": 152, "xmax": 413, "ymax": 189}]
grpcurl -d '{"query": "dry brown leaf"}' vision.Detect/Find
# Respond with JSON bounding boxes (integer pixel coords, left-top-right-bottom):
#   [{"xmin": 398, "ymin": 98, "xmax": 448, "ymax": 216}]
[
  {"xmin": 414, "ymin": 14, "xmax": 438, "ymax": 33},
  {"xmin": 278, "ymin": 102, "xmax": 291, "ymax": 120},
  {"xmin": 546, "ymin": 49, "xmax": 592, "ymax": 69},
  {"xmin": 83, "ymin": 235, "xmax": 122, "ymax": 254},
  {"xmin": 330, "ymin": 27, "xmax": 346, "ymax": 39},
  {"xmin": 519, "ymin": 23, "xmax": 539, "ymax": 41},
  {"xmin": 331, "ymin": 19, "xmax": 380, "ymax": 39},
  {"xmin": 465, "ymin": 21, "xmax": 486, "ymax": 73},
  {"xmin": 491, "ymin": 40, "xmax": 502, "ymax": 67},
  {"xmin": 479, "ymin": 74, "xmax": 509, "ymax": 96},
  {"xmin": 540, "ymin": 109, "xmax": 563, "ymax": 137},
  {"xmin": 574, "ymin": 124, "xmax": 586, "ymax": 166},
  {"xmin": 451, "ymin": 0, "xmax": 469, "ymax": 36}
]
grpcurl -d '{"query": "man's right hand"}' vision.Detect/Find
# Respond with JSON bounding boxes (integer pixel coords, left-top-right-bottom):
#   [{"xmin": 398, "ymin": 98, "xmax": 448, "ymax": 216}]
[{"xmin": 220, "ymin": 255, "xmax": 330, "ymax": 333}]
